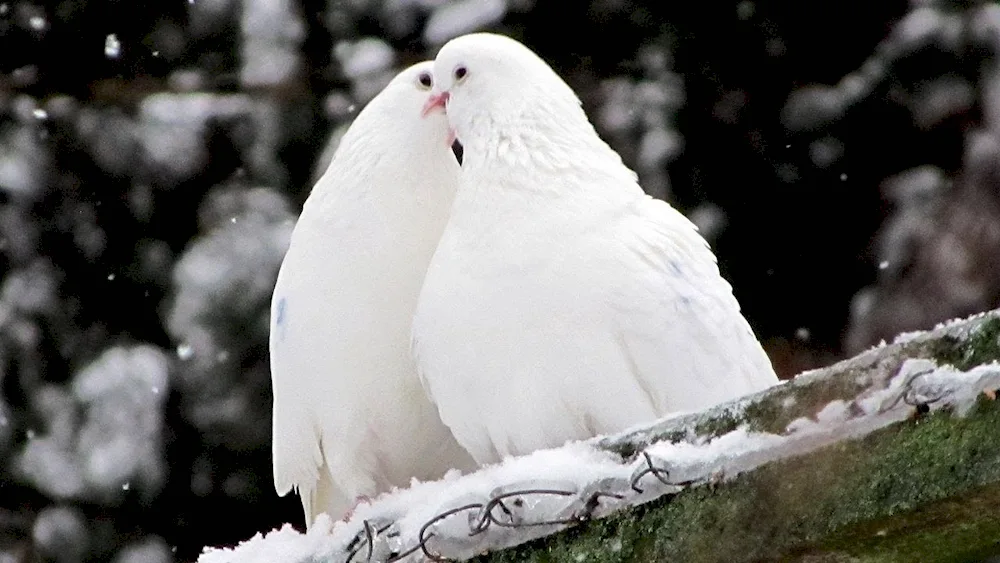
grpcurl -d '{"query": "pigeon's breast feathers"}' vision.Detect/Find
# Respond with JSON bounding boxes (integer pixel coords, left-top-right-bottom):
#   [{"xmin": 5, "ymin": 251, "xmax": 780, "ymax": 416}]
[{"xmin": 431, "ymin": 33, "xmax": 636, "ymax": 191}]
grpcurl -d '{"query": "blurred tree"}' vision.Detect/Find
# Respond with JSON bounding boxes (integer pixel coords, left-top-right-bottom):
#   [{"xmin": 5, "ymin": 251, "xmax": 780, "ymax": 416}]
[{"xmin": 1, "ymin": 0, "xmax": 998, "ymax": 561}]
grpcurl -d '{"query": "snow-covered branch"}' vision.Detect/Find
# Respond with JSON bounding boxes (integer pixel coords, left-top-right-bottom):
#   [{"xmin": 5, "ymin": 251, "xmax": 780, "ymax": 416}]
[{"xmin": 200, "ymin": 308, "xmax": 1000, "ymax": 563}]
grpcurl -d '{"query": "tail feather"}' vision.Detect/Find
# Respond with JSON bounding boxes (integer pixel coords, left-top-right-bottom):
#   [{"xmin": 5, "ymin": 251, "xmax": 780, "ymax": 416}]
[{"xmin": 300, "ymin": 462, "xmax": 352, "ymax": 529}]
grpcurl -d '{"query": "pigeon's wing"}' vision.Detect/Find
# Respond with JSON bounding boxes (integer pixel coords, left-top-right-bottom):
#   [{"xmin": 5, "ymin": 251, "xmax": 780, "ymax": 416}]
[
  {"xmin": 606, "ymin": 196, "xmax": 778, "ymax": 416},
  {"xmin": 269, "ymin": 258, "xmax": 325, "ymax": 513}
]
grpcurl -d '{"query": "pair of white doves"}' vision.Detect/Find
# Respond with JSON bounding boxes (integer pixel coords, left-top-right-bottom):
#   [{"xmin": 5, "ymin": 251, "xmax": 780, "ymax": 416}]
[{"xmin": 270, "ymin": 32, "xmax": 779, "ymax": 527}]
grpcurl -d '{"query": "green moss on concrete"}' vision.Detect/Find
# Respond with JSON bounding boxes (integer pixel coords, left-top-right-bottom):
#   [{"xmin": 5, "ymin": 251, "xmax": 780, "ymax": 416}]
[
  {"xmin": 741, "ymin": 368, "xmax": 872, "ymax": 435},
  {"xmin": 472, "ymin": 397, "xmax": 1000, "ymax": 563},
  {"xmin": 693, "ymin": 407, "xmax": 741, "ymax": 438},
  {"xmin": 794, "ymin": 483, "xmax": 1000, "ymax": 562},
  {"xmin": 604, "ymin": 371, "xmax": 876, "ymax": 461},
  {"xmin": 611, "ymin": 367, "xmax": 874, "ymax": 455},
  {"xmin": 926, "ymin": 316, "xmax": 1000, "ymax": 371},
  {"xmin": 607, "ymin": 314, "xmax": 1000, "ymax": 460}
]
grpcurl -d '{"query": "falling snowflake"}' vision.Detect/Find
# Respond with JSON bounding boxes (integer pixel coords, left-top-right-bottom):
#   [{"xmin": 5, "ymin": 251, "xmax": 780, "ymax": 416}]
[{"xmin": 105, "ymin": 34, "xmax": 121, "ymax": 59}]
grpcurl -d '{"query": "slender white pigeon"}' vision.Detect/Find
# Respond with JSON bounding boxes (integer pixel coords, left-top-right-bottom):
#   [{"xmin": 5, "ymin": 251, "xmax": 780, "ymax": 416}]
[
  {"xmin": 412, "ymin": 33, "xmax": 779, "ymax": 466},
  {"xmin": 269, "ymin": 61, "xmax": 476, "ymax": 528}
]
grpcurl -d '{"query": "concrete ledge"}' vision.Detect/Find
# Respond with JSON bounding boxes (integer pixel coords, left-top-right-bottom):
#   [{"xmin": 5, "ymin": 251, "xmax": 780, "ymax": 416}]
[{"xmin": 475, "ymin": 311, "xmax": 1000, "ymax": 563}]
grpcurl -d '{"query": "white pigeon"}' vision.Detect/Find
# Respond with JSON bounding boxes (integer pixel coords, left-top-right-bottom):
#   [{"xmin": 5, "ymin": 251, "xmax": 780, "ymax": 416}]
[
  {"xmin": 269, "ymin": 61, "xmax": 476, "ymax": 528},
  {"xmin": 412, "ymin": 33, "xmax": 779, "ymax": 466}
]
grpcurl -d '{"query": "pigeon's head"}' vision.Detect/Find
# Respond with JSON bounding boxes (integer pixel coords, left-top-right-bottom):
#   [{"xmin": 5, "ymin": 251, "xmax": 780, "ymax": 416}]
[
  {"xmin": 364, "ymin": 61, "xmax": 454, "ymax": 148},
  {"xmin": 424, "ymin": 33, "xmax": 583, "ymax": 148}
]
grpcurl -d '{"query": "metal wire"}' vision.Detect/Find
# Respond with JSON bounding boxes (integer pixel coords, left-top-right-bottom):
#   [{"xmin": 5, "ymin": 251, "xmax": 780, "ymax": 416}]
[
  {"xmin": 631, "ymin": 451, "xmax": 673, "ymax": 493},
  {"xmin": 338, "ymin": 446, "xmax": 694, "ymax": 563}
]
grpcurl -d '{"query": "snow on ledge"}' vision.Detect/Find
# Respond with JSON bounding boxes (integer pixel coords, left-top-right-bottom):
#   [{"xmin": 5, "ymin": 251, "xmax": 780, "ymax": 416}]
[{"xmin": 198, "ymin": 357, "xmax": 1000, "ymax": 563}]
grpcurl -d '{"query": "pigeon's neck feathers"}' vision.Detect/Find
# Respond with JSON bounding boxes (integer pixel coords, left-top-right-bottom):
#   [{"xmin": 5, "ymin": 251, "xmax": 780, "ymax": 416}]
[{"xmin": 459, "ymin": 91, "xmax": 639, "ymax": 200}]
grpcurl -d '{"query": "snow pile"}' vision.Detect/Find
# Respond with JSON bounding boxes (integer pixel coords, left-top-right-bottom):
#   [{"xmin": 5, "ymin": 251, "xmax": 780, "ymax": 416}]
[{"xmin": 197, "ymin": 355, "xmax": 1000, "ymax": 563}]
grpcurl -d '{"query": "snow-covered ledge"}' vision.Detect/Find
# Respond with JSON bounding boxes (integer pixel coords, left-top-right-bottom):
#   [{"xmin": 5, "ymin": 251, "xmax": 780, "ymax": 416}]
[{"xmin": 200, "ymin": 309, "xmax": 1000, "ymax": 563}]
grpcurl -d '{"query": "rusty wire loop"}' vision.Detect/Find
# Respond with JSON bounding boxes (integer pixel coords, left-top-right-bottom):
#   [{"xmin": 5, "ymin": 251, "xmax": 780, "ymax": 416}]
[
  {"xmin": 630, "ymin": 451, "xmax": 673, "ymax": 493},
  {"xmin": 901, "ymin": 375, "xmax": 947, "ymax": 410},
  {"xmin": 340, "ymin": 447, "xmax": 693, "ymax": 563},
  {"xmin": 345, "ymin": 519, "xmax": 391, "ymax": 563},
  {"xmin": 878, "ymin": 367, "xmax": 941, "ymax": 413},
  {"xmin": 417, "ymin": 503, "xmax": 484, "ymax": 562},
  {"xmin": 385, "ymin": 534, "xmax": 429, "ymax": 563},
  {"xmin": 472, "ymin": 488, "xmax": 574, "ymax": 532}
]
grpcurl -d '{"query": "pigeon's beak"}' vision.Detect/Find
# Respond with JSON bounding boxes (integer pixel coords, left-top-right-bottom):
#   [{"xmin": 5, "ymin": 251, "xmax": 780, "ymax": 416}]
[{"xmin": 422, "ymin": 91, "xmax": 450, "ymax": 118}]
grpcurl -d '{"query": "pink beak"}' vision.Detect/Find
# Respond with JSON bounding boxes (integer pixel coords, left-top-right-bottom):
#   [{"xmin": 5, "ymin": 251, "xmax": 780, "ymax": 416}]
[{"xmin": 422, "ymin": 91, "xmax": 450, "ymax": 117}]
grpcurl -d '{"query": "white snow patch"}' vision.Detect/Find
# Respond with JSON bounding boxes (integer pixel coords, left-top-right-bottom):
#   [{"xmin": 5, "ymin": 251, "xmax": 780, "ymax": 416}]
[
  {"xmin": 200, "ymin": 520, "xmax": 339, "ymax": 563},
  {"xmin": 200, "ymin": 443, "xmax": 633, "ymax": 562},
  {"xmin": 644, "ymin": 427, "xmax": 785, "ymax": 469}
]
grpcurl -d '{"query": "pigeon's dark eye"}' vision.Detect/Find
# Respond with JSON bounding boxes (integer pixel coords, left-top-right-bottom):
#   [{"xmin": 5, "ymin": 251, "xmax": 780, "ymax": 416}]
[
  {"xmin": 418, "ymin": 71, "xmax": 432, "ymax": 88},
  {"xmin": 454, "ymin": 66, "xmax": 468, "ymax": 80}
]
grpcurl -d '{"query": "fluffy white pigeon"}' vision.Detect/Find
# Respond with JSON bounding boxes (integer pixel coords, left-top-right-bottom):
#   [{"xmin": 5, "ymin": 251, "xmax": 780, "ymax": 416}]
[
  {"xmin": 269, "ymin": 61, "xmax": 476, "ymax": 528},
  {"xmin": 413, "ymin": 33, "xmax": 779, "ymax": 466}
]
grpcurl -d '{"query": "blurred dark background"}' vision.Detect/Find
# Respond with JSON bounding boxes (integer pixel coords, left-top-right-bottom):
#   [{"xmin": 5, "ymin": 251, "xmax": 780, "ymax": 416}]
[{"xmin": 1, "ymin": 0, "xmax": 999, "ymax": 561}]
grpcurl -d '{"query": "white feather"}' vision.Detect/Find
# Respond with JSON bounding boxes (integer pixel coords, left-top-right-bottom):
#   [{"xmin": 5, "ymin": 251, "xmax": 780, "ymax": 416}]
[
  {"xmin": 413, "ymin": 34, "xmax": 779, "ymax": 465},
  {"xmin": 270, "ymin": 61, "xmax": 476, "ymax": 527}
]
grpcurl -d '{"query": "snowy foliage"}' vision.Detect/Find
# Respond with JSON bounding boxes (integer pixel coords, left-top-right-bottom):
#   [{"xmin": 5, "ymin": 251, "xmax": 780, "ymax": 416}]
[
  {"xmin": 1, "ymin": 0, "xmax": 999, "ymax": 560},
  {"xmin": 167, "ymin": 185, "xmax": 294, "ymax": 448},
  {"xmin": 17, "ymin": 345, "xmax": 170, "ymax": 504}
]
